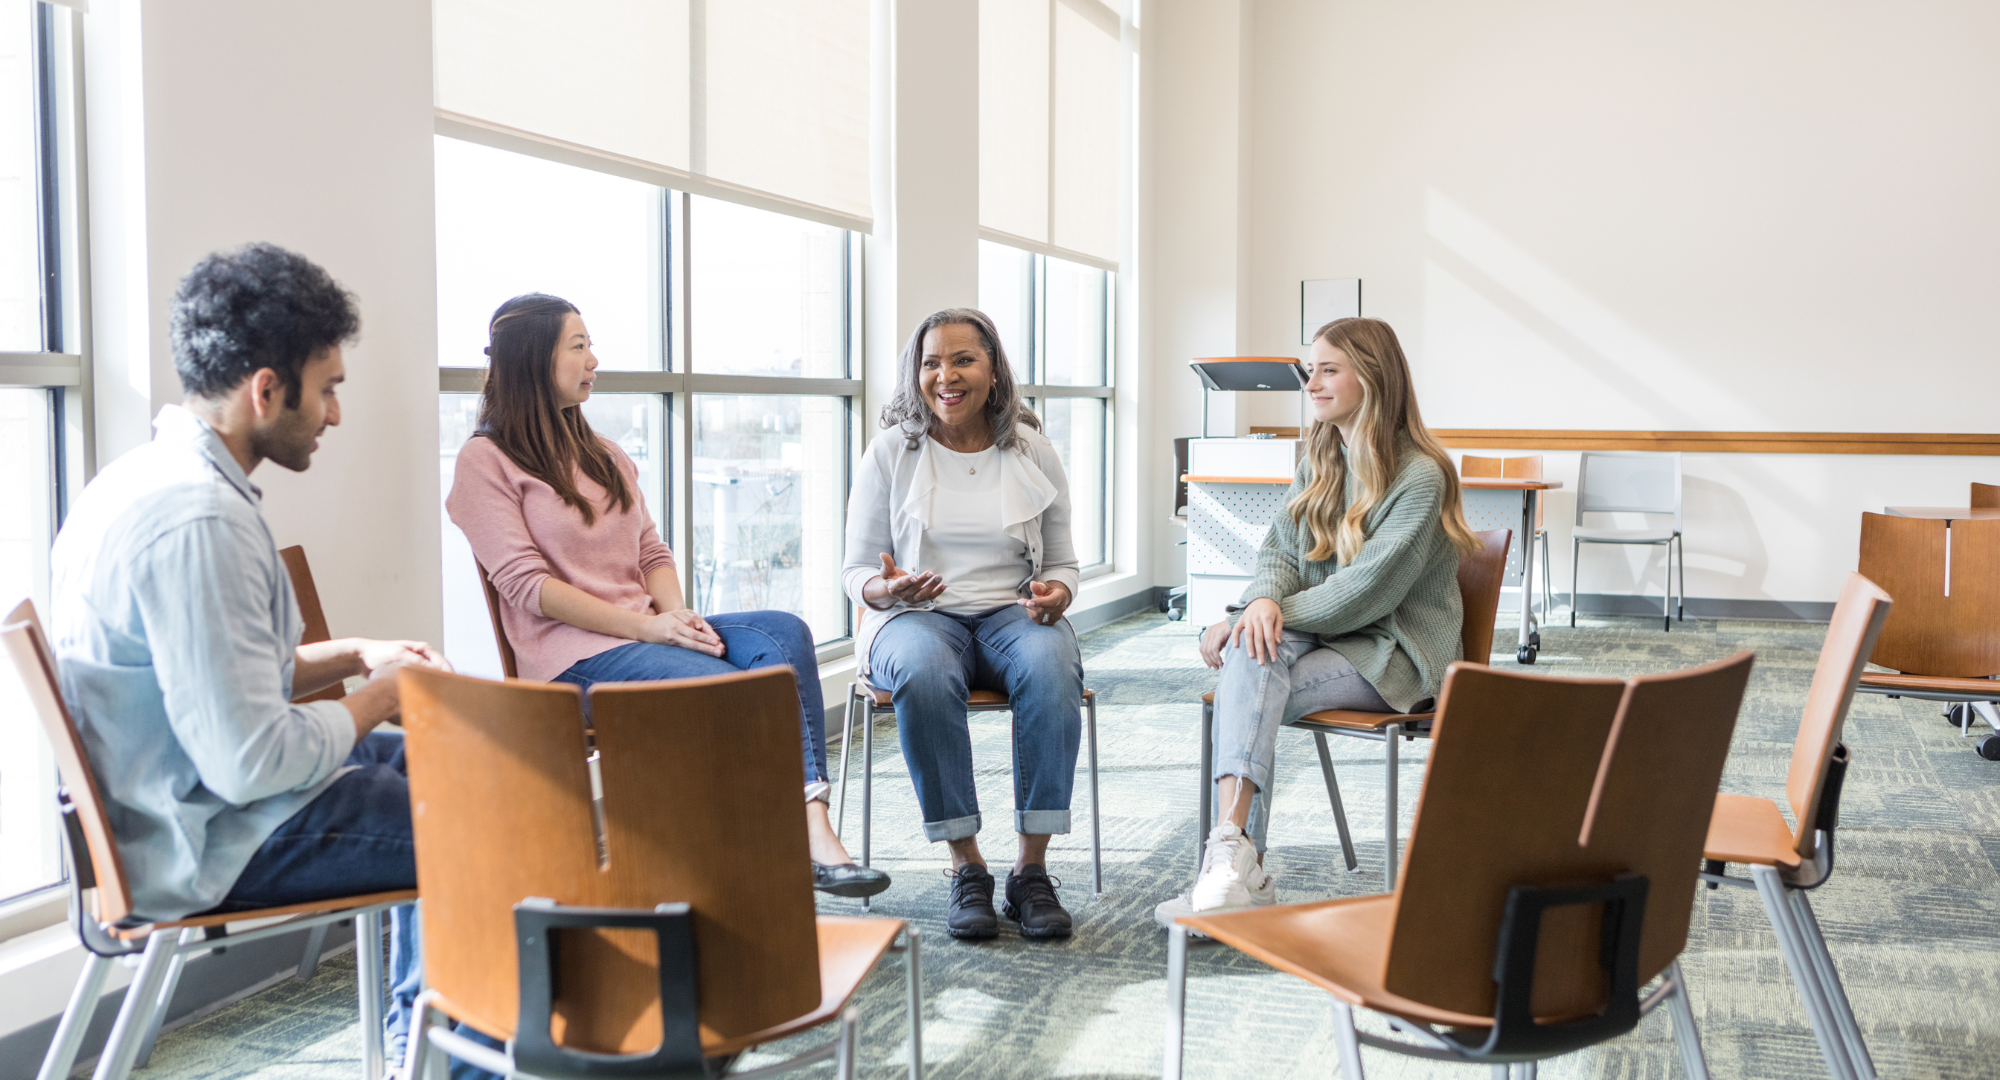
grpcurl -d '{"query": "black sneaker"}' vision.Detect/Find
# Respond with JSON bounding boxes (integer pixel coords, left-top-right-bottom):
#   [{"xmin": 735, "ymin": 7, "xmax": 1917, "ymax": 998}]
[
  {"xmin": 1002, "ymin": 864, "xmax": 1073, "ymax": 940},
  {"xmin": 945, "ymin": 863, "xmax": 999, "ymax": 940}
]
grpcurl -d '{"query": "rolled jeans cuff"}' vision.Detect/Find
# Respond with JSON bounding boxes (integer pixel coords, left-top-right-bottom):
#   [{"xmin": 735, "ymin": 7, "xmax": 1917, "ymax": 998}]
[
  {"xmin": 1016, "ymin": 809, "xmax": 1071, "ymax": 836},
  {"xmin": 804, "ymin": 781, "xmax": 831, "ymax": 805},
  {"xmin": 1212, "ymin": 756, "xmax": 1274, "ymax": 796},
  {"xmin": 923, "ymin": 812, "xmax": 982, "ymax": 843}
]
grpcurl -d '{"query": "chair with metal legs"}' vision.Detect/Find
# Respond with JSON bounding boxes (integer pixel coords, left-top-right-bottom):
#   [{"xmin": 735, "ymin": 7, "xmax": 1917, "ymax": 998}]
[
  {"xmin": 1194, "ymin": 528, "xmax": 1511, "ymax": 892},
  {"xmin": 399, "ymin": 664, "xmax": 921, "ymax": 1080},
  {"xmin": 1704, "ymin": 572, "xmax": 1894, "ymax": 1080},
  {"xmin": 833, "ymin": 646, "xmax": 1103, "ymax": 897},
  {"xmin": 1569, "ymin": 451, "xmax": 1685, "ymax": 631},
  {"xmin": 1164, "ymin": 652, "xmax": 1755, "ymax": 1080},
  {"xmin": 7, "ymin": 599, "xmax": 412, "ymax": 1080}
]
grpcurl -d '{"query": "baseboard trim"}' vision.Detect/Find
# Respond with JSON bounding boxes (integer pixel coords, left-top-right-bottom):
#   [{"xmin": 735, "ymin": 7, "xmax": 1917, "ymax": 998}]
[
  {"xmin": 1504, "ymin": 591, "xmax": 1835, "ymax": 623},
  {"xmin": 0, "ymin": 921, "xmax": 356, "ymax": 1080}
]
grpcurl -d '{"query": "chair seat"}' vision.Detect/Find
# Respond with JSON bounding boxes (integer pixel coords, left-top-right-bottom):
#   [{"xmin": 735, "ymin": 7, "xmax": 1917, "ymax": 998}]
[
  {"xmin": 1293, "ymin": 709, "xmax": 1434, "ymax": 732},
  {"xmin": 112, "ymin": 888, "xmax": 420, "ymax": 940},
  {"xmin": 1572, "ymin": 526, "xmax": 1678, "ymax": 543},
  {"xmin": 861, "ymin": 682, "xmax": 1093, "ymax": 709},
  {"xmin": 1181, "ymin": 895, "xmax": 1493, "ymax": 1030},
  {"xmin": 1856, "ymin": 671, "xmax": 2000, "ymax": 698},
  {"xmin": 704, "ymin": 915, "xmax": 906, "ymax": 1056},
  {"xmin": 1704, "ymin": 793, "xmax": 1800, "ymax": 870}
]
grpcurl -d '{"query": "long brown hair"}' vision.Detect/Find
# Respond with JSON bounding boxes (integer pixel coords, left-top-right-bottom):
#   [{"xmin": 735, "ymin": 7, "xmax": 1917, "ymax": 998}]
[
  {"xmin": 475, "ymin": 293, "xmax": 632, "ymax": 526},
  {"xmin": 1291, "ymin": 318, "xmax": 1479, "ymax": 564}
]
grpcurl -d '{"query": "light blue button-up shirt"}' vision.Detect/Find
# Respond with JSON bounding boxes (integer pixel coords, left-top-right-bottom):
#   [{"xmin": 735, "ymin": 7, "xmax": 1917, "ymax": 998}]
[{"xmin": 50, "ymin": 405, "xmax": 356, "ymax": 921}]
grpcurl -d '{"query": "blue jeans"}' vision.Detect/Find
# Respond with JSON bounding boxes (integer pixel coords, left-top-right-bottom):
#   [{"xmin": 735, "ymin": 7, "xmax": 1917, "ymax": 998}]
[
  {"xmin": 1210, "ymin": 629, "xmax": 1393, "ymax": 853},
  {"xmin": 218, "ymin": 732, "xmax": 498, "ymax": 1080},
  {"xmin": 555, "ymin": 610, "xmax": 831, "ymax": 795},
  {"xmin": 867, "ymin": 605, "xmax": 1084, "ymax": 841}
]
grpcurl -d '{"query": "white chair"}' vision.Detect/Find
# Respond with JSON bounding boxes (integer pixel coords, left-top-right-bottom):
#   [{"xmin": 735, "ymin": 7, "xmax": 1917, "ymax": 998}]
[{"xmin": 1570, "ymin": 451, "xmax": 1684, "ymax": 631}]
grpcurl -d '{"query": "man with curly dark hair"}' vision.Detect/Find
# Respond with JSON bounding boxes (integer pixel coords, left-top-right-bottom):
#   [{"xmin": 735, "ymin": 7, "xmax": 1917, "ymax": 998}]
[{"xmin": 49, "ymin": 243, "xmax": 454, "ymax": 1070}]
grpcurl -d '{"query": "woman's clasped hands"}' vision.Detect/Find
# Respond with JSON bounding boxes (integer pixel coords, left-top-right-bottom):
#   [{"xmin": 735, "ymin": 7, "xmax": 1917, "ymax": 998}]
[{"xmin": 638, "ymin": 607, "xmax": 725, "ymax": 657}]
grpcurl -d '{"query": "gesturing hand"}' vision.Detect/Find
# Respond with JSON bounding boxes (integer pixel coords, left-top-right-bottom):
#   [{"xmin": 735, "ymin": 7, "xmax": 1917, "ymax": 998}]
[
  {"xmin": 358, "ymin": 639, "xmax": 453, "ymax": 674},
  {"xmin": 641, "ymin": 608, "xmax": 725, "ymax": 657},
  {"xmin": 876, "ymin": 553, "xmax": 946, "ymax": 606},
  {"xmin": 1019, "ymin": 580, "xmax": 1071, "ymax": 626}
]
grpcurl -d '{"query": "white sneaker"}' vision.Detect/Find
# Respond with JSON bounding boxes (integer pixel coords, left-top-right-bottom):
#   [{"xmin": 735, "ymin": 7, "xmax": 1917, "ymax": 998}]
[{"xmin": 1153, "ymin": 822, "xmax": 1275, "ymax": 932}]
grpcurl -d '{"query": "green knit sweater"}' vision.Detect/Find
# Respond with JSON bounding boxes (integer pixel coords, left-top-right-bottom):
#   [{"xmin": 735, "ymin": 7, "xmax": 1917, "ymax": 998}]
[{"xmin": 1232, "ymin": 441, "xmax": 1464, "ymax": 712}]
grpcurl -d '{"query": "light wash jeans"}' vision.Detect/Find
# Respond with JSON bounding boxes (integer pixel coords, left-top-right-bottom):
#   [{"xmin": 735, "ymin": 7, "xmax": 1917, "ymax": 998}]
[
  {"xmin": 867, "ymin": 604, "xmax": 1085, "ymax": 841},
  {"xmin": 1211, "ymin": 629, "xmax": 1393, "ymax": 853}
]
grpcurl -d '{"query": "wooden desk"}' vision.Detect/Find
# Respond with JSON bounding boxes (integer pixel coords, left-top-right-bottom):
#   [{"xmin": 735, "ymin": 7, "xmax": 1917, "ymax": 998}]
[
  {"xmin": 1886, "ymin": 506, "xmax": 2000, "ymax": 522},
  {"xmin": 1461, "ymin": 478, "xmax": 1562, "ymax": 664}
]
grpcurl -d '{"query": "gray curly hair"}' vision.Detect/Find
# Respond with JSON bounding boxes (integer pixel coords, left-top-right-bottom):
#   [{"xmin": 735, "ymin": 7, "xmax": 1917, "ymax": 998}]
[{"xmin": 880, "ymin": 308, "xmax": 1041, "ymax": 450}]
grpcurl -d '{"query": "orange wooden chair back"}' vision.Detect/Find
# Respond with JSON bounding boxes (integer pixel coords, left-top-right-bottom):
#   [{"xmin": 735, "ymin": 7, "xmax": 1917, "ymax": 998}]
[
  {"xmin": 2, "ymin": 600, "xmax": 135, "ymax": 926},
  {"xmin": 476, "ymin": 561, "xmax": 522, "ymax": 679},
  {"xmin": 399, "ymin": 665, "xmax": 819, "ymax": 1054},
  {"xmin": 1972, "ymin": 482, "xmax": 2000, "ymax": 510},
  {"xmin": 1383, "ymin": 653, "xmax": 1752, "ymax": 1020},
  {"xmin": 1858, "ymin": 513, "xmax": 2000, "ymax": 677},
  {"xmin": 279, "ymin": 546, "xmax": 345, "ymax": 703},
  {"xmin": 1460, "ymin": 455, "xmax": 1504, "ymax": 478},
  {"xmin": 1458, "ymin": 529, "xmax": 1513, "ymax": 666},
  {"xmin": 1783, "ymin": 573, "xmax": 1892, "ymax": 862}
]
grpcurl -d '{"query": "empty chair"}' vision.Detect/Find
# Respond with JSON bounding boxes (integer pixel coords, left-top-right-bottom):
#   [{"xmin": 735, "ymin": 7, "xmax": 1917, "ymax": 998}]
[
  {"xmin": 7, "ymin": 599, "xmax": 412, "ymax": 1080},
  {"xmin": 1164, "ymin": 652, "xmax": 1754, "ymax": 1080},
  {"xmin": 1570, "ymin": 450, "xmax": 1684, "ymax": 631},
  {"xmin": 1971, "ymin": 482, "xmax": 1999, "ymax": 509},
  {"xmin": 398, "ymin": 665, "xmax": 920, "ymax": 1080},
  {"xmin": 1705, "ymin": 572, "xmax": 1892, "ymax": 1080},
  {"xmin": 1852, "ymin": 513, "xmax": 2000, "ymax": 758},
  {"xmin": 1462, "ymin": 455, "xmax": 1554, "ymax": 620},
  {"xmin": 1193, "ymin": 528, "xmax": 1511, "ymax": 892}
]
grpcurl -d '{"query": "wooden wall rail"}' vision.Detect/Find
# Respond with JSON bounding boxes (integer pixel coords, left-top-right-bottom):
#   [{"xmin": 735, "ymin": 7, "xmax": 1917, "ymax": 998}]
[{"xmin": 1430, "ymin": 431, "xmax": 2000, "ymax": 456}]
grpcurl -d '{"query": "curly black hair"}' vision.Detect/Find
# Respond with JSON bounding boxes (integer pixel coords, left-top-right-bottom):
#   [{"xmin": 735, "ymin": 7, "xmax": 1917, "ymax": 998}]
[{"xmin": 169, "ymin": 243, "xmax": 360, "ymax": 407}]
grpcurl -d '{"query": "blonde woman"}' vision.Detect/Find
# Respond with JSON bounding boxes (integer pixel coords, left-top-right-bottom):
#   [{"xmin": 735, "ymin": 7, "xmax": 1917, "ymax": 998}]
[{"xmin": 1155, "ymin": 317, "xmax": 1481, "ymax": 928}]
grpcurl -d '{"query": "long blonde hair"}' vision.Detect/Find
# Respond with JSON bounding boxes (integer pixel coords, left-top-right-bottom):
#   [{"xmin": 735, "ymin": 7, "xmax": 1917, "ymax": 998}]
[{"xmin": 1290, "ymin": 318, "xmax": 1480, "ymax": 564}]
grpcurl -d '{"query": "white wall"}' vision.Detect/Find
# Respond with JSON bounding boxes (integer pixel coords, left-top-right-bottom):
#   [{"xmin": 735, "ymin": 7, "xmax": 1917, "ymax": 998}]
[
  {"xmin": 86, "ymin": 0, "xmax": 441, "ymax": 645},
  {"xmin": 1142, "ymin": 0, "xmax": 2000, "ymax": 607}
]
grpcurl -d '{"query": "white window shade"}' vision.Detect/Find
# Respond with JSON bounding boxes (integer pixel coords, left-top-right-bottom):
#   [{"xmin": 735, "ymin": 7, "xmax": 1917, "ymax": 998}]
[
  {"xmin": 435, "ymin": 0, "xmax": 872, "ymax": 226},
  {"xmin": 1051, "ymin": 2, "xmax": 1120, "ymax": 262},
  {"xmin": 978, "ymin": 0, "xmax": 1124, "ymax": 265},
  {"xmin": 979, "ymin": 0, "xmax": 1049, "ymax": 244}
]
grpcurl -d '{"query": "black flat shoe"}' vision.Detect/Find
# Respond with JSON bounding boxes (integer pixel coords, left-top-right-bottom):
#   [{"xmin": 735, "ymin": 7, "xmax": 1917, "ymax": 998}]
[
  {"xmin": 945, "ymin": 863, "xmax": 999, "ymax": 939},
  {"xmin": 813, "ymin": 861, "xmax": 892, "ymax": 898}
]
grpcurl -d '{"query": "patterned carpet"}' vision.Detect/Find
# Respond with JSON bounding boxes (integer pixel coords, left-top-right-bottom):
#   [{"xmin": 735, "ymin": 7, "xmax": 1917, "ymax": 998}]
[{"xmin": 135, "ymin": 611, "xmax": 2000, "ymax": 1079}]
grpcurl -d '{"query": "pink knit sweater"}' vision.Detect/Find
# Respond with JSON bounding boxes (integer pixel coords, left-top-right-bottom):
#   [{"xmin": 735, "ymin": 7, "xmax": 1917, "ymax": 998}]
[{"xmin": 446, "ymin": 436, "xmax": 676, "ymax": 681}]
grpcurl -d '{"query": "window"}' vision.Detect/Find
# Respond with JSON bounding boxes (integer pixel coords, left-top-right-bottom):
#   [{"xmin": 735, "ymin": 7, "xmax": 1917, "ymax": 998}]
[
  {"xmin": 977, "ymin": 240, "xmax": 1112, "ymax": 570},
  {"xmin": 436, "ymin": 138, "xmax": 859, "ymax": 678},
  {"xmin": 0, "ymin": 0, "xmax": 82, "ymax": 907}
]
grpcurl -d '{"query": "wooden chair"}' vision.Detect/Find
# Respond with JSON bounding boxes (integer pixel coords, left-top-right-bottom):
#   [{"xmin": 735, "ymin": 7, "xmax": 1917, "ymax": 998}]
[
  {"xmin": 475, "ymin": 559, "xmax": 522, "ymax": 679},
  {"xmin": 1704, "ymin": 572, "xmax": 1892, "ymax": 1080},
  {"xmin": 1165, "ymin": 652, "xmax": 1754, "ymax": 1080},
  {"xmin": 397, "ymin": 665, "xmax": 919, "ymax": 1080},
  {"xmin": 1195, "ymin": 528, "xmax": 1511, "ymax": 892},
  {"xmin": 1462, "ymin": 455, "xmax": 1553, "ymax": 619},
  {"xmin": 1971, "ymin": 482, "xmax": 2000, "ymax": 509},
  {"xmin": 7, "ymin": 600, "xmax": 413, "ymax": 1080},
  {"xmin": 834, "ymin": 609, "xmax": 1103, "ymax": 896},
  {"xmin": 1852, "ymin": 513, "xmax": 2000, "ymax": 758}
]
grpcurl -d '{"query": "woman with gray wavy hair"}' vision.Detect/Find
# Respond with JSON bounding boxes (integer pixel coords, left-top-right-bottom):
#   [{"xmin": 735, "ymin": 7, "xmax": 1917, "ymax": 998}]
[{"xmin": 841, "ymin": 308, "xmax": 1085, "ymax": 942}]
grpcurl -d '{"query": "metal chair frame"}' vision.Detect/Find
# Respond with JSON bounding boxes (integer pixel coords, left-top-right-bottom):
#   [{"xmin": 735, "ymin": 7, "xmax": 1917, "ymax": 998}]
[
  {"xmin": 1569, "ymin": 451, "xmax": 1685, "ymax": 631},
  {"xmin": 835, "ymin": 679, "xmax": 1102, "ymax": 896}
]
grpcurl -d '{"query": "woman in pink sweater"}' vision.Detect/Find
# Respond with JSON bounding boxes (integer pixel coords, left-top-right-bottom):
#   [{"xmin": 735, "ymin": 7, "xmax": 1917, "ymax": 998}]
[{"xmin": 446, "ymin": 293, "xmax": 887, "ymax": 899}]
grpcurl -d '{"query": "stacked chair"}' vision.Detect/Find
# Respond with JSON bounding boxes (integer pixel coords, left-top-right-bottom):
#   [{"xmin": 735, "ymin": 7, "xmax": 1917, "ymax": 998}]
[
  {"xmin": 11, "ymin": 550, "xmax": 412, "ymax": 1080},
  {"xmin": 1703, "ymin": 571, "xmax": 1893, "ymax": 1080},
  {"xmin": 1194, "ymin": 528, "xmax": 1511, "ymax": 890},
  {"xmin": 398, "ymin": 664, "xmax": 921, "ymax": 1080},
  {"xmin": 1852, "ymin": 511, "xmax": 2000, "ymax": 759},
  {"xmin": 1165, "ymin": 652, "xmax": 1755, "ymax": 1079}
]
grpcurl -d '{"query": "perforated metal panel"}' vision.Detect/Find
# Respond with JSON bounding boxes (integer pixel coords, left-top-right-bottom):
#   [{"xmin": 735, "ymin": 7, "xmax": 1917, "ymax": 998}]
[
  {"xmin": 1461, "ymin": 488, "xmax": 1527, "ymax": 586},
  {"xmin": 1187, "ymin": 481, "xmax": 1290, "ymax": 575}
]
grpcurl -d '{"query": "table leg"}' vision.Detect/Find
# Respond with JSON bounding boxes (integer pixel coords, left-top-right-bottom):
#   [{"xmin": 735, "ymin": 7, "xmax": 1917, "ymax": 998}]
[{"xmin": 1517, "ymin": 491, "xmax": 1537, "ymax": 664}]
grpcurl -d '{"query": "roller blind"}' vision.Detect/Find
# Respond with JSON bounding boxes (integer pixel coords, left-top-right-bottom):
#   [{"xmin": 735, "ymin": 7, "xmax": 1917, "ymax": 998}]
[
  {"xmin": 435, "ymin": 0, "xmax": 872, "ymax": 225},
  {"xmin": 979, "ymin": 0, "xmax": 1123, "ymax": 263}
]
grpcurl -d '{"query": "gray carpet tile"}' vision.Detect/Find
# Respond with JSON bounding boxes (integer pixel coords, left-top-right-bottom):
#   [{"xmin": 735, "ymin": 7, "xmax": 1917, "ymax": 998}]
[{"xmin": 132, "ymin": 612, "xmax": 2000, "ymax": 1079}]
